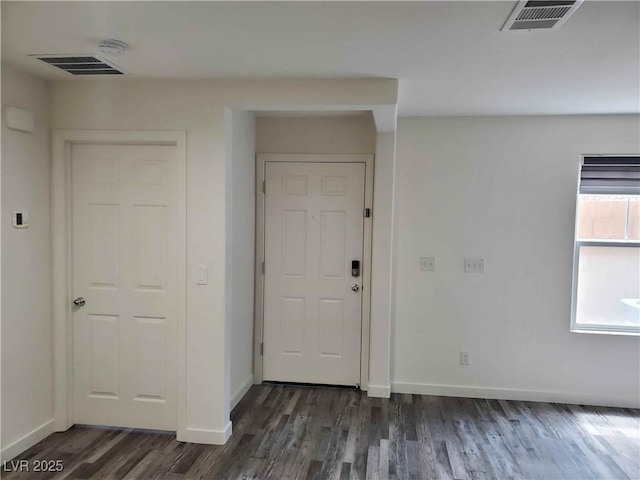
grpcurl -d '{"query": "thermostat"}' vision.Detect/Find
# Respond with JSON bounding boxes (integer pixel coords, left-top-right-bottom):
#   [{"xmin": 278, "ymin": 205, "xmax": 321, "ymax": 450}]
[{"xmin": 12, "ymin": 211, "xmax": 28, "ymax": 228}]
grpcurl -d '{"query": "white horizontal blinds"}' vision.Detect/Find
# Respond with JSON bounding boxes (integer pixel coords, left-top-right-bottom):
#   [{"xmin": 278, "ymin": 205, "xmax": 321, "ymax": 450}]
[{"xmin": 580, "ymin": 156, "xmax": 640, "ymax": 195}]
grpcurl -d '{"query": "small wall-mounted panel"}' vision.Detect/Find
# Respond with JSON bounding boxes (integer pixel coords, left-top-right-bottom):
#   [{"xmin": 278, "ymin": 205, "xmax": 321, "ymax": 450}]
[
  {"xmin": 3, "ymin": 107, "xmax": 34, "ymax": 133},
  {"xmin": 12, "ymin": 211, "xmax": 29, "ymax": 229}
]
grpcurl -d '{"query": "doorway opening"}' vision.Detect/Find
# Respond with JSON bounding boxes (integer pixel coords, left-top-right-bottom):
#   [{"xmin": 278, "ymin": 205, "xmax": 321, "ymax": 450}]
[{"xmin": 250, "ymin": 111, "xmax": 376, "ymax": 390}]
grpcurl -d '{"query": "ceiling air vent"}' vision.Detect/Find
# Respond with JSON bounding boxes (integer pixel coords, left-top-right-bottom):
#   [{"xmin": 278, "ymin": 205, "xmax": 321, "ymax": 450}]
[
  {"xmin": 30, "ymin": 54, "xmax": 126, "ymax": 75},
  {"xmin": 501, "ymin": 0, "xmax": 584, "ymax": 31}
]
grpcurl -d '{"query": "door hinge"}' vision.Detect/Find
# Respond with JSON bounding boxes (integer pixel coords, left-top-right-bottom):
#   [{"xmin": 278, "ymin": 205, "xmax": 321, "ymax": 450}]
[
  {"xmin": 260, "ymin": 342, "xmax": 264, "ymax": 356},
  {"xmin": 364, "ymin": 208, "xmax": 371, "ymax": 218},
  {"xmin": 262, "ymin": 181, "xmax": 266, "ymax": 194},
  {"xmin": 261, "ymin": 261, "xmax": 265, "ymax": 274}
]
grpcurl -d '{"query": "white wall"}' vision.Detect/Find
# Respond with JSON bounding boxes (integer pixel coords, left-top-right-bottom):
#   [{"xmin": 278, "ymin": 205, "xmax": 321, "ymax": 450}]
[
  {"xmin": 226, "ymin": 109, "xmax": 256, "ymax": 409},
  {"xmin": 369, "ymin": 132, "xmax": 397, "ymax": 398},
  {"xmin": 256, "ymin": 114, "xmax": 376, "ymax": 154},
  {"xmin": 392, "ymin": 115, "xmax": 640, "ymax": 408},
  {"xmin": 1, "ymin": 64, "xmax": 54, "ymax": 459},
  {"xmin": 51, "ymin": 78, "xmax": 397, "ymax": 444}
]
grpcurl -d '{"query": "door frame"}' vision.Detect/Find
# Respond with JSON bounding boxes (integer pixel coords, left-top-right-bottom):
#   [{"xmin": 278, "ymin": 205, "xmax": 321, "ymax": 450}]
[
  {"xmin": 254, "ymin": 154, "xmax": 374, "ymax": 390},
  {"xmin": 51, "ymin": 130, "xmax": 187, "ymax": 436}
]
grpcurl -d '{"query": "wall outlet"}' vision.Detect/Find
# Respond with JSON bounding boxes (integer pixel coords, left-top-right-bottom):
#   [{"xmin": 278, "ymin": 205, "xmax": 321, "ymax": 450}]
[
  {"xmin": 464, "ymin": 257, "xmax": 485, "ymax": 273},
  {"xmin": 460, "ymin": 351, "xmax": 470, "ymax": 365},
  {"xmin": 420, "ymin": 256, "xmax": 436, "ymax": 271}
]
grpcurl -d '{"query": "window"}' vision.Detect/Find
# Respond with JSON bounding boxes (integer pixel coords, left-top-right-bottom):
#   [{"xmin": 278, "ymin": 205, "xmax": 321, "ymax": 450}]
[{"xmin": 572, "ymin": 156, "xmax": 640, "ymax": 334}]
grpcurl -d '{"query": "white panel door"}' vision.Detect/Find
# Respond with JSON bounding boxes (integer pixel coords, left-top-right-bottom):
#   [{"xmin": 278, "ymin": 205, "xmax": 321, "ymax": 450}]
[
  {"xmin": 263, "ymin": 162, "xmax": 365, "ymax": 385},
  {"xmin": 71, "ymin": 144, "xmax": 178, "ymax": 430}
]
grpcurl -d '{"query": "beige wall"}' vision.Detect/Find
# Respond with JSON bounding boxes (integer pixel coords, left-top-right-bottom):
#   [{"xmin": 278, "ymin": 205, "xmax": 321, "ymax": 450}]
[
  {"xmin": 1, "ymin": 64, "xmax": 53, "ymax": 458},
  {"xmin": 256, "ymin": 114, "xmax": 376, "ymax": 154}
]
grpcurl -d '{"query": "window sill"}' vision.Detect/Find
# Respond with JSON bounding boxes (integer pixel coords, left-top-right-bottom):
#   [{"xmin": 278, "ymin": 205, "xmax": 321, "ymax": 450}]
[{"xmin": 571, "ymin": 328, "xmax": 640, "ymax": 337}]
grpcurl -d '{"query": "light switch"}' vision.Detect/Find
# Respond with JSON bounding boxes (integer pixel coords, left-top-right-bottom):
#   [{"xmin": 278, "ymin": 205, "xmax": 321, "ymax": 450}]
[
  {"xmin": 420, "ymin": 257, "xmax": 436, "ymax": 271},
  {"xmin": 196, "ymin": 266, "xmax": 208, "ymax": 285},
  {"xmin": 464, "ymin": 258, "xmax": 485, "ymax": 273}
]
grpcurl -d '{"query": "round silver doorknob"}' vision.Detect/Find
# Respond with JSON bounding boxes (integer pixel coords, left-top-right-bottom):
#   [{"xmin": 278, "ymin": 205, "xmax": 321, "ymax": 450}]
[
  {"xmin": 351, "ymin": 284, "xmax": 360, "ymax": 292},
  {"xmin": 73, "ymin": 296, "xmax": 86, "ymax": 307}
]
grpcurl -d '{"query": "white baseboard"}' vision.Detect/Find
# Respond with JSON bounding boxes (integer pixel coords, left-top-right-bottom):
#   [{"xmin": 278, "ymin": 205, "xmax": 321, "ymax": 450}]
[
  {"xmin": 231, "ymin": 375, "xmax": 254, "ymax": 410},
  {"xmin": 0, "ymin": 419, "xmax": 55, "ymax": 462},
  {"xmin": 391, "ymin": 382, "xmax": 640, "ymax": 409},
  {"xmin": 367, "ymin": 384, "xmax": 391, "ymax": 398},
  {"xmin": 178, "ymin": 422, "xmax": 233, "ymax": 445}
]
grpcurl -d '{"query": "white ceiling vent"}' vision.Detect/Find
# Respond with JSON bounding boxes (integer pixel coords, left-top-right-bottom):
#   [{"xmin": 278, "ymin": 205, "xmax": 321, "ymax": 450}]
[
  {"xmin": 30, "ymin": 54, "xmax": 126, "ymax": 75},
  {"xmin": 501, "ymin": 0, "xmax": 584, "ymax": 31}
]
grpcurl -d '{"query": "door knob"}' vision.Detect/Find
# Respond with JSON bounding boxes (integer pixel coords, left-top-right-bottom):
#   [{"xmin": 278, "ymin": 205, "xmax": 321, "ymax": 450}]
[
  {"xmin": 73, "ymin": 296, "xmax": 86, "ymax": 307},
  {"xmin": 351, "ymin": 284, "xmax": 360, "ymax": 292}
]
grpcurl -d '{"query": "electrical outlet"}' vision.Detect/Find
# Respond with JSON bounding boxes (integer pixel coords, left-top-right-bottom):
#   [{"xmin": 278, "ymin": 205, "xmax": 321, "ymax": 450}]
[
  {"xmin": 464, "ymin": 257, "xmax": 485, "ymax": 273},
  {"xmin": 420, "ymin": 256, "xmax": 436, "ymax": 271},
  {"xmin": 460, "ymin": 351, "xmax": 470, "ymax": 365}
]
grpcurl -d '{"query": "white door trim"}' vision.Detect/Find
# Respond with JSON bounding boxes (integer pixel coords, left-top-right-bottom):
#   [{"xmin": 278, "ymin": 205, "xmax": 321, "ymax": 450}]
[
  {"xmin": 52, "ymin": 130, "xmax": 187, "ymax": 438},
  {"xmin": 254, "ymin": 154, "xmax": 374, "ymax": 390}
]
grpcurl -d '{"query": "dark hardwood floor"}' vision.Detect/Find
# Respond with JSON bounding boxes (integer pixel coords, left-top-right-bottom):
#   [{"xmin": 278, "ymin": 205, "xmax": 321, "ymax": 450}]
[{"xmin": 4, "ymin": 384, "xmax": 639, "ymax": 479}]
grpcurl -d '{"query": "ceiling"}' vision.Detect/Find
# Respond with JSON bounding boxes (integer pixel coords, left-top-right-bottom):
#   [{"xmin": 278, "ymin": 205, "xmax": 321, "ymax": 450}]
[{"xmin": 2, "ymin": 1, "xmax": 638, "ymax": 116}]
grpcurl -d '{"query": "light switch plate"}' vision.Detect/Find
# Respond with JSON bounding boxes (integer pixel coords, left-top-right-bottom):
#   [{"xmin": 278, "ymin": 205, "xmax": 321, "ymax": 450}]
[
  {"xmin": 196, "ymin": 266, "xmax": 208, "ymax": 285},
  {"xmin": 464, "ymin": 257, "xmax": 485, "ymax": 273},
  {"xmin": 420, "ymin": 256, "xmax": 436, "ymax": 271},
  {"xmin": 460, "ymin": 351, "xmax": 470, "ymax": 365}
]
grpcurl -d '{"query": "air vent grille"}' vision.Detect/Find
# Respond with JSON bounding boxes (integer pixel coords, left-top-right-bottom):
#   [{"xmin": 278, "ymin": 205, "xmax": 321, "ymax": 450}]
[
  {"xmin": 516, "ymin": 6, "xmax": 572, "ymax": 21},
  {"xmin": 30, "ymin": 55, "xmax": 125, "ymax": 75},
  {"xmin": 502, "ymin": 0, "xmax": 584, "ymax": 31}
]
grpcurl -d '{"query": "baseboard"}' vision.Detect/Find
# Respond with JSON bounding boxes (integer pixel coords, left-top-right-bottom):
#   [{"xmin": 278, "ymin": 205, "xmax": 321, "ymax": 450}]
[
  {"xmin": 231, "ymin": 375, "xmax": 254, "ymax": 410},
  {"xmin": 391, "ymin": 382, "xmax": 640, "ymax": 409},
  {"xmin": 178, "ymin": 422, "xmax": 233, "ymax": 445},
  {"xmin": 0, "ymin": 419, "xmax": 55, "ymax": 462},
  {"xmin": 367, "ymin": 384, "xmax": 391, "ymax": 398}
]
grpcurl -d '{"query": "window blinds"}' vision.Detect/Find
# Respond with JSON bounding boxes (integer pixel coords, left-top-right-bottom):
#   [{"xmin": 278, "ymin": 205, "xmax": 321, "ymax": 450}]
[{"xmin": 579, "ymin": 156, "xmax": 640, "ymax": 195}]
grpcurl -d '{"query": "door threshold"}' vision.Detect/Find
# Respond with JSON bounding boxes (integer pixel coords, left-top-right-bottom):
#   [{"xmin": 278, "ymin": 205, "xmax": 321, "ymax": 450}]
[{"xmin": 263, "ymin": 381, "xmax": 360, "ymax": 390}]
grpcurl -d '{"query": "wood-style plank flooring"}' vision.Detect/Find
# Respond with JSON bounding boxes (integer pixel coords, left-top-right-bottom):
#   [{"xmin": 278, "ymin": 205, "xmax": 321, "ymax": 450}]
[{"xmin": 4, "ymin": 384, "xmax": 639, "ymax": 479}]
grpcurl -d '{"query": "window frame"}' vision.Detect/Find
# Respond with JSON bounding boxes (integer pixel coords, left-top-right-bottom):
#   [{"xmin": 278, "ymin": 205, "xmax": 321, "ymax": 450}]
[{"xmin": 570, "ymin": 154, "xmax": 640, "ymax": 336}]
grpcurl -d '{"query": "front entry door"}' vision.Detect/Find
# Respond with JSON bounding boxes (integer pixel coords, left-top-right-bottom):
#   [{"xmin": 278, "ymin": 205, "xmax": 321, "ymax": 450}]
[
  {"xmin": 263, "ymin": 162, "xmax": 365, "ymax": 385},
  {"xmin": 71, "ymin": 143, "xmax": 178, "ymax": 430}
]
